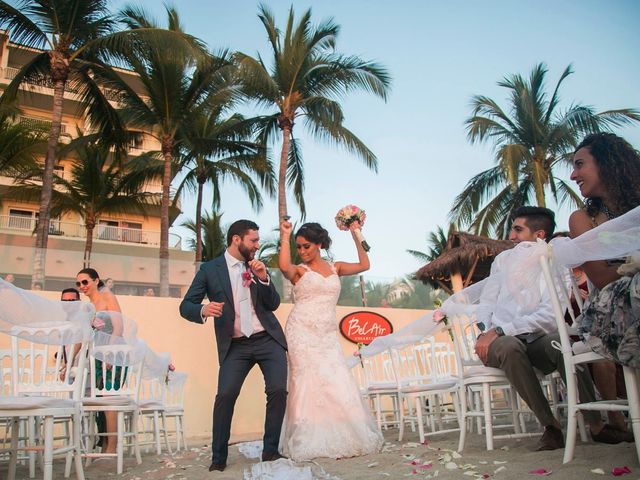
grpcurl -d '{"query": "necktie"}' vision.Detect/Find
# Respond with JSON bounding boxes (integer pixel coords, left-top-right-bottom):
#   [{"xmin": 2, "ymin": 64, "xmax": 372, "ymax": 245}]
[{"xmin": 238, "ymin": 263, "xmax": 253, "ymax": 337}]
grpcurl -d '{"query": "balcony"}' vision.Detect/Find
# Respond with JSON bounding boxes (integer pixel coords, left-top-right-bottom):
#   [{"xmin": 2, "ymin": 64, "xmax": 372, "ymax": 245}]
[{"xmin": 0, "ymin": 214, "xmax": 182, "ymax": 249}]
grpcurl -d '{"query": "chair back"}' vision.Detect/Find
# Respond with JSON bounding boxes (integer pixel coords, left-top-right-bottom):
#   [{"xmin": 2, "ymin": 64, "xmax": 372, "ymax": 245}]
[
  {"xmin": 164, "ymin": 372, "xmax": 187, "ymax": 411},
  {"xmin": 362, "ymin": 349, "xmax": 396, "ymax": 390},
  {"xmin": 539, "ymin": 254, "xmax": 586, "ymax": 357},
  {"xmin": 0, "ymin": 348, "xmax": 13, "ymax": 395},
  {"xmin": 449, "ymin": 314, "xmax": 484, "ymax": 372},
  {"xmin": 88, "ymin": 343, "xmax": 144, "ymax": 401},
  {"xmin": 9, "ymin": 330, "xmax": 87, "ymax": 401}
]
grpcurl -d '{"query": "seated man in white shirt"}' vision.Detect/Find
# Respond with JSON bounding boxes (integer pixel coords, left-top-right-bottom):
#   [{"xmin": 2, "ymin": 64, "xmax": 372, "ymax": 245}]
[{"xmin": 474, "ymin": 206, "xmax": 632, "ymax": 450}]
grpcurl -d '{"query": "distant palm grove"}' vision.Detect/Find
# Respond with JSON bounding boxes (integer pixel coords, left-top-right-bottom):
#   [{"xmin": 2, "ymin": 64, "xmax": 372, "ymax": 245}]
[{"xmin": 1, "ymin": 2, "xmax": 637, "ymax": 303}]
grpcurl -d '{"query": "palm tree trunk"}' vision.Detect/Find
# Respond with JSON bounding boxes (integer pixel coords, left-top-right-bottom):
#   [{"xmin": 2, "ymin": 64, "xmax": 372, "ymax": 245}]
[
  {"xmin": 532, "ymin": 160, "xmax": 546, "ymax": 208},
  {"xmin": 195, "ymin": 180, "xmax": 204, "ymax": 268},
  {"xmin": 277, "ymin": 124, "xmax": 292, "ymax": 220},
  {"xmin": 84, "ymin": 226, "xmax": 95, "ymax": 268},
  {"xmin": 450, "ymin": 271, "xmax": 464, "ymax": 293},
  {"xmin": 32, "ymin": 75, "xmax": 67, "ymax": 289},
  {"xmin": 159, "ymin": 137, "xmax": 173, "ymax": 297}
]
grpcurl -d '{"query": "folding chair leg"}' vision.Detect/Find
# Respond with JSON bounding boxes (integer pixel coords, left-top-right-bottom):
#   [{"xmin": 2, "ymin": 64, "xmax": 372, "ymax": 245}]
[
  {"xmin": 483, "ymin": 383, "xmax": 494, "ymax": 450},
  {"xmin": 415, "ymin": 397, "xmax": 425, "ymax": 443},
  {"xmin": 9, "ymin": 417, "xmax": 19, "ymax": 480},
  {"xmin": 153, "ymin": 411, "xmax": 161, "ymax": 455},
  {"xmin": 117, "ymin": 412, "xmax": 125, "ymax": 475},
  {"xmin": 622, "ymin": 366, "xmax": 640, "ymax": 464},
  {"xmin": 28, "ymin": 416, "xmax": 37, "ymax": 477},
  {"xmin": 508, "ymin": 388, "xmax": 521, "ymax": 434},
  {"xmin": 73, "ymin": 408, "xmax": 86, "ymax": 480},
  {"xmin": 161, "ymin": 412, "xmax": 172, "ymax": 455},
  {"xmin": 43, "ymin": 416, "xmax": 54, "ymax": 480},
  {"xmin": 457, "ymin": 386, "xmax": 468, "ymax": 452},
  {"xmin": 397, "ymin": 396, "xmax": 406, "ymax": 441}
]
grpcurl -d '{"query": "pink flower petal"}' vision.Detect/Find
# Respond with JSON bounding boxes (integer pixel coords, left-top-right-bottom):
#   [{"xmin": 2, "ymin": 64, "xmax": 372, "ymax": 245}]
[
  {"xmin": 528, "ymin": 469, "xmax": 552, "ymax": 476},
  {"xmin": 612, "ymin": 466, "xmax": 632, "ymax": 476}
]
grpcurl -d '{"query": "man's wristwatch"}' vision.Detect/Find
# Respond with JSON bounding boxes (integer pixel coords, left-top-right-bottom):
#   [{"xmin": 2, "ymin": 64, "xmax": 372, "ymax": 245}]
[{"xmin": 495, "ymin": 326, "xmax": 505, "ymax": 337}]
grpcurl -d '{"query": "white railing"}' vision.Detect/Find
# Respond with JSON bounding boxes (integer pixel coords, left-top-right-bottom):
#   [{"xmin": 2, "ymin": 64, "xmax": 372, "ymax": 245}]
[
  {"xmin": 2, "ymin": 66, "xmax": 80, "ymax": 93},
  {"xmin": 0, "ymin": 215, "xmax": 182, "ymax": 249}
]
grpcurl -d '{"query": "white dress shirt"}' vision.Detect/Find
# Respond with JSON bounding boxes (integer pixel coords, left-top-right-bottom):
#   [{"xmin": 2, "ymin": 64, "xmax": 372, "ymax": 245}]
[
  {"xmin": 224, "ymin": 251, "xmax": 265, "ymax": 338},
  {"xmin": 482, "ymin": 242, "xmax": 556, "ymax": 338}
]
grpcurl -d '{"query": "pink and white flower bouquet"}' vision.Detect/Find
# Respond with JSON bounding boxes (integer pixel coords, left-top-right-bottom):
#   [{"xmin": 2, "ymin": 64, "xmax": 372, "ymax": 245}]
[{"xmin": 335, "ymin": 204, "xmax": 371, "ymax": 252}]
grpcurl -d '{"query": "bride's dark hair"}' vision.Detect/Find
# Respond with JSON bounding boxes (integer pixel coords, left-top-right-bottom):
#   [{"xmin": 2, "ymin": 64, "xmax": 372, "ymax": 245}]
[{"xmin": 295, "ymin": 223, "xmax": 331, "ymax": 250}]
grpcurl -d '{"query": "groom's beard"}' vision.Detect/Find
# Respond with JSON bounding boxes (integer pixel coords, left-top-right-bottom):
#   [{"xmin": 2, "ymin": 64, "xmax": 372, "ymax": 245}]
[{"xmin": 238, "ymin": 244, "xmax": 255, "ymax": 263}]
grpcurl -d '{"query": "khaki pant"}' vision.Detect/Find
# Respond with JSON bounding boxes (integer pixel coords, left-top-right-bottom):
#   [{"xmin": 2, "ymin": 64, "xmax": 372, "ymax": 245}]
[{"xmin": 486, "ymin": 333, "xmax": 600, "ymax": 427}]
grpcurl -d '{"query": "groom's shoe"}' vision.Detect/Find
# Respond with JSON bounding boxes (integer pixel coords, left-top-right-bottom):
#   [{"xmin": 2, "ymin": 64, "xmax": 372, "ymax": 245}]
[
  {"xmin": 261, "ymin": 452, "xmax": 286, "ymax": 462},
  {"xmin": 208, "ymin": 462, "xmax": 226, "ymax": 472}
]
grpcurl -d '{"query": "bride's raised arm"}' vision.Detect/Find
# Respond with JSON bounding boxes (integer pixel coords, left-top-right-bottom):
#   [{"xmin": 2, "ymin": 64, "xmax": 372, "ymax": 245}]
[
  {"xmin": 278, "ymin": 220, "xmax": 302, "ymax": 283},
  {"xmin": 335, "ymin": 222, "xmax": 370, "ymax": 277}
]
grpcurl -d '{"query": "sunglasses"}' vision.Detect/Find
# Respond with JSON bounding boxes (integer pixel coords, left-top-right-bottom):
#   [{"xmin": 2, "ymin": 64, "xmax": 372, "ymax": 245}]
[
  {"xmin": 75, "ymin": 279, "xmax": 91, "ymax": 287},
  {"xmin": 61, "ymin": 298, "xmax": 79, "ymax": 302}
]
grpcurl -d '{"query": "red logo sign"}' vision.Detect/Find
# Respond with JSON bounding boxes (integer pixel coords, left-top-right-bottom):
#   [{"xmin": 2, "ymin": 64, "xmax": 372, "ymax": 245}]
[{"xmin": 339, "ymin": 311, "xmax": 393, "ymax": 345}]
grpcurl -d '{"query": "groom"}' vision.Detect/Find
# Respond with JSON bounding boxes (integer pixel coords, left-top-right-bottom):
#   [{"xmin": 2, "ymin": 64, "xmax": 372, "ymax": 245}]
[{"xmin": 179, "ymin": 219, "xmax": 287, "ymax": 471}]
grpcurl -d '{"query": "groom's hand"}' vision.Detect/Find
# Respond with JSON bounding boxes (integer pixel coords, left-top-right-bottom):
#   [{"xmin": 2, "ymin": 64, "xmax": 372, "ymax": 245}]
[
  {"xmin": 202, "ymin": 301, "xmax": 224, "ymax": 319},
  {"xmin": 248, "ymin": 259, "xmax": 268, "ymax": 282}
]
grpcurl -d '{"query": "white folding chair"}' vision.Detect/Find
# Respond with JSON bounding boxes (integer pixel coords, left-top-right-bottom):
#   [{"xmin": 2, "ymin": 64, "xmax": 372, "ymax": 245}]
[
  {"xmin": 390, "ymin": 338, "xmax": 460, "ymax": 443},
  {"xmin": 0, "ymin": 330, "xmax": 87, "ymax": 480},
  {"xmin": 449, "ymin": 316, "xmax": 535, "ymax": 451},
  {"xmin": 361, "ymin": 350, "xmax": 400, "ymax": 430},
  {"xmin": 138, "ymin": 376, "xmax": 172, "ymax": 455},
  {"xmin": 540, "ymin": 253, "xmax": 640, "ymax": 463},
  {"xmin": 82, "ymin": 343, "xmax": 143, "ymax": 474},
  {"xmin": 163, "ymin": 371, "xmax": 188, "ymax": 452}
]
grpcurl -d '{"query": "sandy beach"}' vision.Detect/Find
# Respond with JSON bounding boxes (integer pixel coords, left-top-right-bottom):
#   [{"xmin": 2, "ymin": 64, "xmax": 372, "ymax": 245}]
[{"xmin": 3, "ymin": 426, "xmax": 636, "ymax": 480}]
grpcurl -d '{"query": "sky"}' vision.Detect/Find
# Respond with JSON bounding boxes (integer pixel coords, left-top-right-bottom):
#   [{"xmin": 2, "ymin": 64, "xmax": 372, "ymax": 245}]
[{"xmin": 113, "ymin": 0, "xmax": 640, "ymax": 280}]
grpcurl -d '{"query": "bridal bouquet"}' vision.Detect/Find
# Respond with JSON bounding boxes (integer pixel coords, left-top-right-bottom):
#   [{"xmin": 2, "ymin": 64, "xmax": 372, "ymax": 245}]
[{"xmin": 335, "ymin": 204, "xmax": 371, "ymax": 252}]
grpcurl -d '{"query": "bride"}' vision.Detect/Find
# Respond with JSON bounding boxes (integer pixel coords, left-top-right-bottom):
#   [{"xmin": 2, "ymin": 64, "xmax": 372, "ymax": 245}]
[{"xmin": 278, "ymin": 220, "xmax": 383, "ymax": 461}]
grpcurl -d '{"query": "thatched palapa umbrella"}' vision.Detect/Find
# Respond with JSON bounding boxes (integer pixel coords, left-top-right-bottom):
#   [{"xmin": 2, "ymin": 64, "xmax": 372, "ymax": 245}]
[{"xmin": 415, "ymin": 232, "xmax": 512, "ymax": 294}]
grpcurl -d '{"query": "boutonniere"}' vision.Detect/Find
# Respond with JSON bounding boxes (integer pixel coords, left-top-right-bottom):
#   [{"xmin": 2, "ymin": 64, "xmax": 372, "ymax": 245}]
[{"xmin": 241, "ymin": 268, "xmax": 256, "ymax": 287}]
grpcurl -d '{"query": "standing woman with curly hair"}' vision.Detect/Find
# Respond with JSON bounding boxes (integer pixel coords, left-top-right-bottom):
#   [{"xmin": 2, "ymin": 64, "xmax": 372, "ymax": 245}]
[
  {"xmin": 277, "ymin": 220, "xmax": 383, "ymax": 461},
  {"xmin": 569, "ymin": 132, "xmax": 640, "ymax": 434}
]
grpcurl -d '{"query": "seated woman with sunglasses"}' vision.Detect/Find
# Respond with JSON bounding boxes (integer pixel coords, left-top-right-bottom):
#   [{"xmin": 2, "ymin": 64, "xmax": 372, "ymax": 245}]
[{"xmin": 76, "ymin": 267, "xmax": 124, "ymax": 455}]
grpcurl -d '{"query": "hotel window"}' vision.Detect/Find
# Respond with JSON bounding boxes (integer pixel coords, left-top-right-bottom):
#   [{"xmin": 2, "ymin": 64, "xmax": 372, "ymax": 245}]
[{"xmin": 8, "ymin": 209, "xmax": 35, "ymax": 230}]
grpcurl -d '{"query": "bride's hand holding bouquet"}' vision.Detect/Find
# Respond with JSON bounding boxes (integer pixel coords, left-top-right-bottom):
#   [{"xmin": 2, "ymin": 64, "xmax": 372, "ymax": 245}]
[{"xmin": 335, "ymin": 205, "xmax": 371, "ymax": 252}]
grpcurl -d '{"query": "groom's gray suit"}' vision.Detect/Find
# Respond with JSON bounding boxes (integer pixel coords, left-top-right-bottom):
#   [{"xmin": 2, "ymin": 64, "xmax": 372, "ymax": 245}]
[{"xmin": 179, "ymin": 253, "xmax": 287, "ymax": 465}]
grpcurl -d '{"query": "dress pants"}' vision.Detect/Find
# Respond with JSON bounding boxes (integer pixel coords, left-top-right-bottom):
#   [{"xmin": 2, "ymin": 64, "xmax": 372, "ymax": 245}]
[
  {"xmin": 486, "ymin": 333, "xmax": 600, "ymax": 427},
  {"xmin": 211, "ymin": 332, "xmax": 287, "ymax": 464}
]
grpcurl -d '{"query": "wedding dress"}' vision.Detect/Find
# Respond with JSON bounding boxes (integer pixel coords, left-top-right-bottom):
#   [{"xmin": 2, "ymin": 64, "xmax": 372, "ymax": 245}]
[{"xmin": 280, "ymin": 264, "xmax": 383, "ymax": 461}]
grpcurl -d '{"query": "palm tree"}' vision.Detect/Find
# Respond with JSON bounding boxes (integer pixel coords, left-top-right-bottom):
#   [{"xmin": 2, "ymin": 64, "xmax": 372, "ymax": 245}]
[
  {"xmin": 406, "ymin": 225, "xmax": 450, "ymax": 263},
  {"xmin": 12, "ymin": 138, "xmax": 160, "ymax": 266},
  {"xmin": 114, "ymin": 5, "xmax": 232, "ymax": 296},
  {"xmin": 182, "ymin": 211, "xmax": 226, "ymax": 263},
  {"xmin": 451, "ymin": 63, "xmax": 640, "ymax": 237},
  {"xmin": 175, "ymin": 103, "xmax": 274, "ymax": 265},
  {"xmin": 236, "ymin": 4, "xmax": 391, "ymax": 220},
  {"xmin": 0, "ymin": 0, "xmax": 135, "ymax": 287},
  {"xmin": 0, "ymin": 108, "xmax": 45, "ymax": 183}
]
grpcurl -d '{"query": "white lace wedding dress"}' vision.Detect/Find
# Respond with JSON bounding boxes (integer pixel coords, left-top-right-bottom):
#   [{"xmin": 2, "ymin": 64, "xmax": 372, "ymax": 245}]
[{"xmin": 280, "ymin": 264, "xmax": 383, "ymax": 461}]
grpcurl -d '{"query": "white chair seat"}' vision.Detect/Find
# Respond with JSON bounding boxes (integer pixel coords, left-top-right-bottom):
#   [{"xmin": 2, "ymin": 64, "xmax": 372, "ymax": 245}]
[
  {"xmin": 367, "ymin": 382, "xmax": 396, "ymax": 391},
  {"xmin": 463, "ymin": 365, "xmax": 507, "ymax": 378},
  {"xmin": 139, "ymin": 400, "xmax": 163, "ymax": 409},
  {"xmin": 400, "ymin": 379, "xmax": 457, "ymax": 394},
  {"xmin": 0, "ymin": 396, "xmax": 75, "ymax": 410},
  {"xmin": 82, "ymin": 395, "xmax": 136, "ymax": 407}
]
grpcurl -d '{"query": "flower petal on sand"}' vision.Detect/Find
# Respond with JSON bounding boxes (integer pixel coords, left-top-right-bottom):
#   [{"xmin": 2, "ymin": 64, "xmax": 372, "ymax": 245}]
[
  {"xmin": 612, "ymin": 466, "xmax": 631, "ymax": 476},
  {"xmin": 528, "ymin": 469, "xmax": 552, "ymax": 475}
]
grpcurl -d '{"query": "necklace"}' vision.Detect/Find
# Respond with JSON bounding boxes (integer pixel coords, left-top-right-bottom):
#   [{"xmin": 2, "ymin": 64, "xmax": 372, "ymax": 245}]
[{"xmin": 601, "ymin": 204, "xmax": 617, "ymax": 220}]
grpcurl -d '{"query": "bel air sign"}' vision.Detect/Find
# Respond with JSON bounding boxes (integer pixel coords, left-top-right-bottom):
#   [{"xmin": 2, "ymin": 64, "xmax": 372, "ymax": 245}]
[{"xmin": 339, "ymin": 311, "xmax": 393, "ymax": 345}]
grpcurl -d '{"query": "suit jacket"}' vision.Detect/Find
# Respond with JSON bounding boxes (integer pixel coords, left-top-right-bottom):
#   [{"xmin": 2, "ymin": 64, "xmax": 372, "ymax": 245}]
[{"xmin": 179, "ymin": 254, "xmax": 287, "ymax": 363}]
